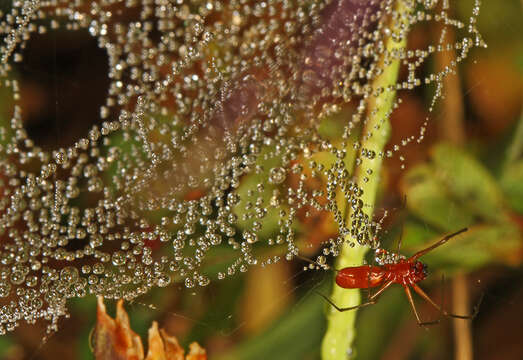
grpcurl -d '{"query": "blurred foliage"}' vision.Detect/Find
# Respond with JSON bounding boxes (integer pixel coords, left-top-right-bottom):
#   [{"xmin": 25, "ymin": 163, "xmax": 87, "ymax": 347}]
[
  {"xmin": 1, "ymin": 1, "xmax": 522, "ymax": 360},
  {"xmin": 399, "ymin": 143, "xmax": 522, "ymax": 270},
  {"xmin": 502, "ymin": 160, "xmax": 523, "ymax": 213},
  {"xmin": 214, "ymin": 284, "xmax": 326, "ymax": 360}
]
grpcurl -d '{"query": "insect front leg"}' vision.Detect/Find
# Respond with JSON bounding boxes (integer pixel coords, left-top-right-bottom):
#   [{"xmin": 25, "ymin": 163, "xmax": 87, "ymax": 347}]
[{"xmin": 409, "ymin": 228, "xmax": 468, "ymax": 261}]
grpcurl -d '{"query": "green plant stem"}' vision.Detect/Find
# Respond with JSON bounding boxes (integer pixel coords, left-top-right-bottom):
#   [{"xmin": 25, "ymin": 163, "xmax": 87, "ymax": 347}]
[{"xmin": 321, "ymin": 2, "xmax": 409, "ymax": 359}]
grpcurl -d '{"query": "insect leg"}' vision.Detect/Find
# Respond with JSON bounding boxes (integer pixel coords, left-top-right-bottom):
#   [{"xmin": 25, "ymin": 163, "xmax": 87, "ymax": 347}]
[
  {"xmin": 409, "ymin": 228, "xmax": 468, "ymax": 261},
  {"xmin": 411, "ymin": 283, "xmax": 481, "ymax": 320},
  {"xmin": 317, "ymin": 280, "xmax": 393, "ymax": 312},
  {"xmin": 403, "ymin": 285, "xmax": 440, "ymax": 326}
]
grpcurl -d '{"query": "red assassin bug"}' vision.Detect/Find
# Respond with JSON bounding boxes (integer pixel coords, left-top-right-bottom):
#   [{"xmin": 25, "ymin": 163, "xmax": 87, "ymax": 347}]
[{"xmin": 318, "ymin": 227, "xmax": 481, "ymax": 326}]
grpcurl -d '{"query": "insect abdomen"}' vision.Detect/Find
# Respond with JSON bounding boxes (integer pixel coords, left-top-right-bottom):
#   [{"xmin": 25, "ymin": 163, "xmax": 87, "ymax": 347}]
[{"xmin": 335, "ymin": 266, "xmax": 384, "ymax": 289}]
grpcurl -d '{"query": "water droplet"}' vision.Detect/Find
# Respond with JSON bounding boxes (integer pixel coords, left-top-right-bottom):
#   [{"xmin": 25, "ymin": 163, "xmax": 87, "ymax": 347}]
[
  {"xmin": 184, "ymin": 278, "xmax": 195, "ymax": 288},
  {"xmin": 0, "ymin": 282, "xmax": 11, "ymax": 297},
  {"xmin": 60, "ymin": 267, "xmax": 79, "ymax": 283},
  {"xmin": 157, "ymin": 274, "xmax": 171, "ymax": 287},
  {"xmin": 111, "ymin": 251, "xmax": 126, "ymax": 266},
  {"xmin": 268, "ymin": 167, "xmax": 286, "ymax": 184}
]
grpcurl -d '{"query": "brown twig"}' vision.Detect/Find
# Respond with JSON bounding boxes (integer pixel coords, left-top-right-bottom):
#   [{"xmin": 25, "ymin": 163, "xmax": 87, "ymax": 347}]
[
  {"xmin": 435, "ymin": 15, "xmax": 465, "ymax": 145},
  {"xmin": 452, "ymin": 272, "xmax": 473, "ymax": 360},
  {"xmin": 434, "ymin": 8, "xmax": 473, "ymax": 360}
]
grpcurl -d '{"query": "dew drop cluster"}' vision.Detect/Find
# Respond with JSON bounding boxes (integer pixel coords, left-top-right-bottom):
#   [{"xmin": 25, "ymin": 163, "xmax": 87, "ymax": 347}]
[{"xmin": 0, "ymin": 0, "xmax": 483, "ymax": 334}]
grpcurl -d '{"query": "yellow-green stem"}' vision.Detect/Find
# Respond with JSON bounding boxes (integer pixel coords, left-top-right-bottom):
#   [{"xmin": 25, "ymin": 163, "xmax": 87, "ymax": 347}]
[{"xmin": 321, "ymin": 1, "xmax": 409, "ymax": 359}]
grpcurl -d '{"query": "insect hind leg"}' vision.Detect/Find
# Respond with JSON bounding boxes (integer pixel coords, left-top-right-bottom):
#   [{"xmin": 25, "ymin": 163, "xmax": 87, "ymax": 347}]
[
  {"xmin": 402, "ymin": 285, "xmax": 442, "ymax": 326},
  {"xmin": 411, "ymin": 283, "xmax": 482, "ymax": 321},
  {"xmin": 316, "ymin": 291, "xmax": 377, "ymax": 312},
  {"xmin": 317, "ymin": 280, "xmax": 393, "ymax": 312}
]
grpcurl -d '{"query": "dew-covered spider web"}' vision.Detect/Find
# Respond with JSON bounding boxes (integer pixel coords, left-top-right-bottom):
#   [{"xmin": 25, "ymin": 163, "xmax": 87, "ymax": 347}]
[{"xmin": 0, "ymin": 0, "xmax": 484, "ymax": 334}]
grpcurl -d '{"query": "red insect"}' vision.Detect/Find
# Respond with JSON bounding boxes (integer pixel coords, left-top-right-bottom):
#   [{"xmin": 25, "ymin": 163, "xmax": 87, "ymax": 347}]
[{"xmin": 320, "ymin": 228, "xmax": 480, "ymax": 326}]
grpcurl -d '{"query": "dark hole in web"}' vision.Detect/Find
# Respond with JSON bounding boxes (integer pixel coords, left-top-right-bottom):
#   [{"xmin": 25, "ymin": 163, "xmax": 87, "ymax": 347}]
[{"xmin": 15, "ymin": 28, "xmax": 109, "ymax": 150}]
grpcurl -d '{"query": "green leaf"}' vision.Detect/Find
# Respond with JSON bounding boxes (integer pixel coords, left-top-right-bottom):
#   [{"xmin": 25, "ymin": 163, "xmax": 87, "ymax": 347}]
[
  {"xmin": 501, "ymin": 160, "xmax": 523, "ymax": 213},
  {"xmin": 403, "ymin": 224, "xmax": 521, "ymax": 272},
  {"xmin": 400, "ymin": 221, "xmax": 439, "ymax": 248},
  {"xmin": 431, "ymin": 144, "xmax": 508, "ymax": 223},
  {"xmin": 215, "ymin": 287, "xmax": 325, "ymax": 360},
  {"xmin": 400, "ymin": 164, "xmax": 474, "ymax": 231}
]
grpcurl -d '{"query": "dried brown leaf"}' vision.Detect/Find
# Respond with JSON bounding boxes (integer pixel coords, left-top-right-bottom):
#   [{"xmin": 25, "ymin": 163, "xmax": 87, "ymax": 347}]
[
  {"xmin": 94, "ymin": 297, "xmax": 206, "ymax": 360},
  {"xmin": 94, "ymin": 297, "xmax": 144, "ymax": 360}
]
